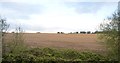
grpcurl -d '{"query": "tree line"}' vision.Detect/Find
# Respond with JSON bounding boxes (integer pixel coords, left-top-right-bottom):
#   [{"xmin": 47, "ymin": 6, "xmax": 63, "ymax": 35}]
[{"xmin": 57, "ymin": 31, "xmax": 103, "ymax": 34}]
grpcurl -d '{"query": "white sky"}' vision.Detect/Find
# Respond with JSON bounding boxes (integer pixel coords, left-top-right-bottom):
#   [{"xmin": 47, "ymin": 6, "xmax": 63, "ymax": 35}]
[{"xmin": 0, "ymin": 0, "xmax": 119, "ymax": 33}]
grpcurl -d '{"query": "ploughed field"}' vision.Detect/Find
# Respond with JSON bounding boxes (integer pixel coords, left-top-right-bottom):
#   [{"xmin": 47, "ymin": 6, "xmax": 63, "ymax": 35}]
[{"xmin": 5, "ymin": 33, "xmax": 107, "ymax": 54}]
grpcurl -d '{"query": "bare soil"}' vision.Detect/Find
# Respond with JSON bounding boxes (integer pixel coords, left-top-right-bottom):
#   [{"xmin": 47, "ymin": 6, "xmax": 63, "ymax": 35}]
[{"xmin": 5, "ymin": 33, "xmax": 107, "ymax": 54}]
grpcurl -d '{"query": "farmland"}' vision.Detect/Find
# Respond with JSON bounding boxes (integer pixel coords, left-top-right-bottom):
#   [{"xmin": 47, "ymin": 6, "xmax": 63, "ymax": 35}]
[
  {"xmin": 5, "ymin": 33, "xmax": 107, "ymax": 54},
  {"xmin": 3, "ymin": 33, "xmax": 114, "ymax": 62}
]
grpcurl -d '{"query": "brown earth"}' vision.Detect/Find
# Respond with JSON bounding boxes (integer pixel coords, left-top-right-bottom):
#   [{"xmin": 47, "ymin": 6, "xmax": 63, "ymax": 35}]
[{"xmin": 4, "ymin": 33, "xmax": 107, "ymax": 54}]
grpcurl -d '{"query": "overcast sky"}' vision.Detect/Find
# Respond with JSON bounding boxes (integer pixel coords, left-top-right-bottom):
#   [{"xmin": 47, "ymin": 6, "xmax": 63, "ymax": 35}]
[{"xmin": 0, "ymin": 0, "xmax": 119, "ymax": 33}]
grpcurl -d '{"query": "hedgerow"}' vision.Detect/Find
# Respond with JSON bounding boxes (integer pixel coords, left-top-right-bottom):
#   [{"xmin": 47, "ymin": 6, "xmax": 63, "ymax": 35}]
[{"xmin": 2, "ymin": 47, "xmax": 111, "ymax": 63}]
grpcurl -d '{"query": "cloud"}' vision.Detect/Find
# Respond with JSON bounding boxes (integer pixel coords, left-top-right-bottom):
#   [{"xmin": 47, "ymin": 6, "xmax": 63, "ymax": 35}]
[
  {"xmin": 64, "ymin": 2, "xmax": 118, "ymax": 14},
  {"xmin": 0, "ymin": 2, "xmax": 44, "ymax": 19},
  {"xmin": 0, "ymin": 0, "xmax": 119, "ymax": 2},
  {"xmin": 16, "ymin": 12, "xmax": 101, "ymax": 32},
  {"xmin": 0, "ymin": 0, "xmax": 118, "ymax": 33}
]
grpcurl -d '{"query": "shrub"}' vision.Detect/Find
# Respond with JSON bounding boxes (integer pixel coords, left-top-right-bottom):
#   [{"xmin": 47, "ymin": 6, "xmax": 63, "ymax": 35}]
[{"xmin": 2, "ymin": 48, "xmax": 110, "ymax": 62}]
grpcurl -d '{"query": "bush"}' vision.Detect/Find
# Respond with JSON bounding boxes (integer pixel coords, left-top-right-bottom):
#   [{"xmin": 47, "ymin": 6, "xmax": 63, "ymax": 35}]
[{"xmin": 2, "ymin": 47, "xmax": 110, "ymax": 62}]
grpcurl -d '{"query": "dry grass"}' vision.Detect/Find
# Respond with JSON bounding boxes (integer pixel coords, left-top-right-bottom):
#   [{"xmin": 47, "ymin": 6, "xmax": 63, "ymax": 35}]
[{"xmin": 5, "ymin": 33, "xmax": 107, "ymax": 54}]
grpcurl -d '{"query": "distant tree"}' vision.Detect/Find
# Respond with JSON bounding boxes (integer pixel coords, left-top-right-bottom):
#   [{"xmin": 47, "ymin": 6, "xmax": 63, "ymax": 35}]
[
  {"xmin": 80, "ymin": 31, "xmax": 86, "ymax": 34},
  {"xmin": 61, "ymin": 32, "xmax": 64, "ymax": 34},
  {"xmin": 36, "ymin": 32, "xmax": 40, "ymax": 33},
  {"xmin": 12, "ymin": 31, "xmax": 15, "ymax": 33},
  {"xmin": 68, "ymin": 32, "xmax": 72, "ymax": 34},
  {"xmin": 87, "ymin": 31, "xmax": 91, "ymax": 34},
  {"xmin": 94, "ymin": 31, "xmax": 103, "ymax": 34},
  {"xmin": 75, "ymin": 32, "xmax": 78, "ymax": 34},
  {"xmin": 94, "ymin": 31, "xmax": 98, "ymax": 34},
  {"xmin": 70, "ymin": 32, "xmax": 72, "ymax": 34},
  {"xmin": 57, "ymin": 32, "xmax": 60, "ymax": 34}
]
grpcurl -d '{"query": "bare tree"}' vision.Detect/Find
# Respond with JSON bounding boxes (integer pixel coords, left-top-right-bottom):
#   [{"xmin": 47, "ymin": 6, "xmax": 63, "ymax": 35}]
[
  {"xmin": 8, "ymin": 26, "xmax": 26, "ymax": 54},
  {"xmin": 0, "ymin": 17, "xmax": 9, "ymax": 55}
]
